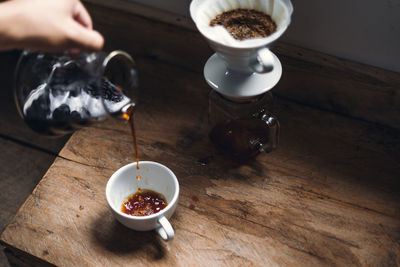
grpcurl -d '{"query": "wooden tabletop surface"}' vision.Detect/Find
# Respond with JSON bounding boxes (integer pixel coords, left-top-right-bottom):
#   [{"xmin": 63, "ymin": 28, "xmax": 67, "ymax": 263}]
[
  {"xmin": 1, "ymin": 53, "xmax": 400, "ymax": 266},
  {"xmin": 1, "ymin": 2, "xmax": 400, "ymax": 266}
]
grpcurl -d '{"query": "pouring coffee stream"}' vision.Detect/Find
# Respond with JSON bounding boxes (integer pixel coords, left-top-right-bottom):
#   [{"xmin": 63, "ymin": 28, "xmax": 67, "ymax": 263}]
[
  {"xmin": 122, "ymin": 104, "xmax": 141, "ymax": 172},
  {"xmin": 14, "ymin": 50, "xmax": 146, "ymax": 181}
]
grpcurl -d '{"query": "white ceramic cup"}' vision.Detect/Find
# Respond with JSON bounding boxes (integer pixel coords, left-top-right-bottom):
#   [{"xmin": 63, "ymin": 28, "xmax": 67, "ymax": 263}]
[{"xmin": 106, "ymin": 161, "xmax": 179, "ymax": 241}]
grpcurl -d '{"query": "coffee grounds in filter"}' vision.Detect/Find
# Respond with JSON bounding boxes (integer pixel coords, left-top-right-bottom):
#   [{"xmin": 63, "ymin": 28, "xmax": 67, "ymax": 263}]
[{"xmin": 209, "ymin": 8, "xmax": 277, "ymax": 40}]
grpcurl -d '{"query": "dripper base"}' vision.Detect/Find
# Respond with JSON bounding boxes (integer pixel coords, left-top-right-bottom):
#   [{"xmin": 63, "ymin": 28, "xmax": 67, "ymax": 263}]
[{"xmin": 204, "ymin": 53, "xmax": 282, "ymax": 102}]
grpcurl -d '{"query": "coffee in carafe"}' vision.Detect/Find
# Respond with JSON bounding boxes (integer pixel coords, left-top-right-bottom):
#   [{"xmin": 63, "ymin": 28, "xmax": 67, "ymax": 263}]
[{"xmin": 208, "ymin": 91, "xmax": 279, "ymax": 159}]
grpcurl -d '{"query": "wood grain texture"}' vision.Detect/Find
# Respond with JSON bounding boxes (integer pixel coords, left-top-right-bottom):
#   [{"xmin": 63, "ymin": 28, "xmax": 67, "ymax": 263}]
[
  {"xmin": 83, "ymin": 1, "xmax": 400, "ymax": 129},
  {"xmin": 1, "ymin": 57, "xmax": 399, "ymax": 266},
  {"xmin": 0, "ymin": 51, "xmax": 68, "ymax": 267},
  {"xmin": 84, "ymin": 0, "xmax": 193, "ymax": 31},
  {"xmin": 0, "ymin": 135, "xmax": 57, "ymax": 267},
  {"xmin": 3, "ymin": 246, "xmax": 54, "ymax": 267},
  {"xmin": 0, "ymin": 138, "xmax": 56, "ymax": 233},
  {"xmin": 273, "ymin": 45, "xmax": 400, "ymax": 130}
]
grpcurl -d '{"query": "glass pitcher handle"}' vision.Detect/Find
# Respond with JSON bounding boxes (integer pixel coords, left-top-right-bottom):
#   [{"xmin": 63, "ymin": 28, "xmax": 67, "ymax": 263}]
[
  {"xmin": 102, "ymin": 50, "xmax": 138, "ymax": 100},
  {"xmin": 250, "ymin": 109, "xmax": 280, "ymax": 153}
]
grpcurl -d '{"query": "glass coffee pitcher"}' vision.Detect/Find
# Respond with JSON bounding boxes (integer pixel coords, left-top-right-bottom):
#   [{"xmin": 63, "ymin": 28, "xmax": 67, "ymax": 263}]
[
  {"xmin": 209, "ymin": 90, "xmax": 279, "ymax": 159},
  {"xmin": 14, "ymin": 50, "xmax": 137, "ymax": 136}
]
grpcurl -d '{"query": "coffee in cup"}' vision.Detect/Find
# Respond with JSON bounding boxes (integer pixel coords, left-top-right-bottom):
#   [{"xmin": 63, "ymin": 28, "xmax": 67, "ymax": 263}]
[{"xmin": 106, "ymin": 161, "xmax": 179, "ymax": 241}]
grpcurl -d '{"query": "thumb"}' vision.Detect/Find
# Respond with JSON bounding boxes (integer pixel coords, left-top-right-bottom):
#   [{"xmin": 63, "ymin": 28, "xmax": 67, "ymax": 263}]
[{"xmin": 68, "ymin": 22, "xmax": 104, "ymax": 51}]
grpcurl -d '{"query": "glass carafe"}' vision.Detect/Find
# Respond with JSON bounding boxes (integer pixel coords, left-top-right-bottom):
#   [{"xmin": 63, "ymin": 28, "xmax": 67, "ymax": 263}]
[
  {"xmin": 209, "ymin": 91, "xmax": 279, "ymax": 159},
  {"xmin": 14, "ymin": 50, "xmax": 137, "ymax": 136}
]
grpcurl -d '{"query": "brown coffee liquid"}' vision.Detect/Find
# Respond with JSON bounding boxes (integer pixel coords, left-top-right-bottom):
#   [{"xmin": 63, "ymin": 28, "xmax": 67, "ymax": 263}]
[
  {"xmin": 210, "ymin": 118, "xmax": 270, "ymax": 158},
  {"xmin": 121, "ymin": 188, "xmax": 168, "ymax": 216},
  {"xmin": 210, "ymin": 8, "xmax": 277, "ymax": 40},
  {"xmin": 122, "ymin": 105, "xmax": 140, "ymax": 172}
]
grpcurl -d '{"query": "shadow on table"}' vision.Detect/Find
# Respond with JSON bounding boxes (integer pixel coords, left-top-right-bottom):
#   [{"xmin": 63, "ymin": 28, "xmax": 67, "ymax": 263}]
[{"xmin": 90, "ymin": 211, "xmax": 166, "ymax": 261}]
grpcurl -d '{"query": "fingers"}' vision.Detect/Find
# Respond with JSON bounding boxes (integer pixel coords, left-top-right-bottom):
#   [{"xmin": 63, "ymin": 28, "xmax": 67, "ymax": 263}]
[
  {"xmin": 73, "ymin": 0, "xmax": 92, "ymax": 29},
  {"xmin": 70, "ymin": 1, "xmax": 103, "ymax": 52},
  {"xmin": 68, "ymin": 21, "xmax": 104, "ymax": 51}
]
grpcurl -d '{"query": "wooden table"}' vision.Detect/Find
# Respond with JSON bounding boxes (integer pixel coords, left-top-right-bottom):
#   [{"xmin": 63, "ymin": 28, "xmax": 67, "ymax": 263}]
[
  {"xmin": 0, "ymin": 50, "xmax": 70, "ymax": 267},
  {"xmin": 1, "ymin": 2, "xmax": 400, "ymax": 265},
  {"xmin": 1, "ymin": 54, "xmax": 400, "ymax": 266}
]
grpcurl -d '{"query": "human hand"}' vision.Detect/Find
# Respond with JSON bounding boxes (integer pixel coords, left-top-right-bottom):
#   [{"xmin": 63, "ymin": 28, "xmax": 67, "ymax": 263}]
[{"xmin": 0, "ymin": 0, "xmax": 104, "ymax": 52}]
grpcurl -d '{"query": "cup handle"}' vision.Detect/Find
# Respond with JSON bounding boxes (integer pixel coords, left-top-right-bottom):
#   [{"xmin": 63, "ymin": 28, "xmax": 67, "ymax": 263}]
[
  {"xmin": 156, "ymin": 216, "xmax": 175, "ymax": 241},
  {"xmin": 250, "ymin": 109, "xmax": 280, "ymax": 153},
  {"xmin": 251, "ymin": 47, "xmax": 274, "ymax": 73}
]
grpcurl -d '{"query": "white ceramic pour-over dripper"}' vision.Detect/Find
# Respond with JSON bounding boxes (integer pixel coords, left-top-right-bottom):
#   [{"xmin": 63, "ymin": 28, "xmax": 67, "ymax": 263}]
[{"xmin": 190, "ymin": 0, "xmax": 293, "ymax": 101}]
